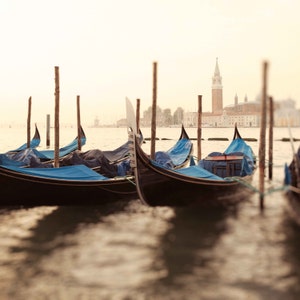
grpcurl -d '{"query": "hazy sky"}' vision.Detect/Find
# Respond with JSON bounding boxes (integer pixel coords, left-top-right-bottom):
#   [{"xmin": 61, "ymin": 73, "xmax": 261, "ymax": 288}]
[{"xmin": 1, "ymin": 0, "xmax": 300, "ymax": 126}]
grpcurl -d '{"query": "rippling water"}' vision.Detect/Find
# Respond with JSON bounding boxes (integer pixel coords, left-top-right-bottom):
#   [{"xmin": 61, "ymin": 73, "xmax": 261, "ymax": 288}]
[{"xmin": 0, "ymin": 126, "xmax": 300, "ymax": 299}]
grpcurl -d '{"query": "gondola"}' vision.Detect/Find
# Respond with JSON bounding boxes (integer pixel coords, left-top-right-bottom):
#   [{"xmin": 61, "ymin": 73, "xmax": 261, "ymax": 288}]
[
  {"xmin": 36, "ymin": 125, "xmax": 87, "ymax": 160},
  {"xmin": 0, "ymin": 122, "xmax": 193, "ymax": 206},
  {"xmin": 126, "ymin": 98, "xmax": 256, "ymax": 207},
  {"xmin": 102, "ymin": 130, "xmax": 144, "ymax": 163},
  {"xmin": 284, "ymin": 147, "xmax": 300, "ymax": 226},
  {"xmin": 1, "ymin": 126, "xmax": 87, "ymax": 166},
  {"xmin": 8, "ymin": 124, "xmax": 41, "ymax": 152},
  {"xmin": 0, "ymin": 163, "xmax": 137, "ymax": 206}
]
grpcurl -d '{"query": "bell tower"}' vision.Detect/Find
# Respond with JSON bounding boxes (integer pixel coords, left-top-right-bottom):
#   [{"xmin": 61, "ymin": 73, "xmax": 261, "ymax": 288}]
[{"xmin": 212, "ymin": 58, "xmax": 223, "ymax": 113}]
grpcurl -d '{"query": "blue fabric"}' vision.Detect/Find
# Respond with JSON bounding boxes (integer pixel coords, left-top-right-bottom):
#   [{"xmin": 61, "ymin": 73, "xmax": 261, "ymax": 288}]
[
  {"xmin": 9, "ymin": 148, "xmax": 49, "ymax": 161},
  {"xmin": 198, "ymin": 137, "xmax": 255, "ymax": 178},
  {"xmin": 1, "ymin": 164, "xmax": 108, "ymax": 181},
  {"xmin": 224, "ymin": 138, "xmax": 255, "ymax": 162},
  {"xmin": 284, "ymin": 163, "xmax": 291, "ymax": 185},
  {"xmin": 175, "ymin": 165, "xmax": 227, "ymax": 181},
  {"xmin": 117, "ymin": 159, "xmax": 131, "ymax": 176},
  {"xmin": 0, "ymin": 154, "xmax": 27, "ymax": 167},
  {"xmin": 166, "ymin": 138, "xmax": 193, "ymax": 166},
  {"xmin": 37, "ymin": 136, "xmax": 86, "ymax": 159},
  {"xmin": 14, "ymin": 137, "xmax": 41, "ymax": 152},
  {"xmin": 155, "ymin": 151, "xmax": 175, "ymax": 169}
]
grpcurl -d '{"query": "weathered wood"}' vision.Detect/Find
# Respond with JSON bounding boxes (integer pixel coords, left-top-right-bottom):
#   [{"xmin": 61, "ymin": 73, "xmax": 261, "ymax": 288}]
[
  {"xmin": 77, "ymin": 95, "xmax": 82, "ymax": 151},
  {"xmin": 136, "ymin": 98, "xmax": 140, "ymax": 132},
  {"xmin": 259, "ymin": 61, "xmax": 268, "ymax": 209},
  {"xmin": 150, "ymin": 62, "xmax": 157, "ymax": 159},
  {"xmin": 197, "ymin": 95, "xmax": 202, "ymax": 160},
  {"xmin": 268, "ymin": 96, "xmax": 274, "ymax": 180},
  {"xmin": 46, "ymin": 114, "xmax": 50, "ymax": 147},
  {"xmin": 54, "ymin": 66, "xmax": 60, "ymax": 168},
  {"xmin": 27, "ymin": 96, "xmax": 32, "ymax": 148}
]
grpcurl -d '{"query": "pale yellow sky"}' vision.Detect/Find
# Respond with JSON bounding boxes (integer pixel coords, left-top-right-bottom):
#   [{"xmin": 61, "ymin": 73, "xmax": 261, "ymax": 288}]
[{"xmin": 1, "ymin": 0, "xmax": 300, "ymax": 126}]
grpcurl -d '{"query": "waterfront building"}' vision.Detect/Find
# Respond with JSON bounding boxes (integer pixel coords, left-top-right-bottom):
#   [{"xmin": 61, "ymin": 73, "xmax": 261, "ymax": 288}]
[{"xmin": 183, "ymin": 59, "xmax": 300, "ymax": 128}]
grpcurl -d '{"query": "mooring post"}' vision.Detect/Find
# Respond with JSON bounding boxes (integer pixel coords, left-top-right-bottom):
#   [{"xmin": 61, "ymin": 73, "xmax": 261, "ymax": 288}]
[
  {"xmin": 77, "ymin": 95, "xmax": 82, "ymax": 151},
  {"xmin": 54, "ymin": 66, "xmax": 60, "ymax": 168},
  {"xmin": 27, "ymin": 96, "xmax": 32, "ymax": 148},
  {"xmin": 136, "ymin": 98, "xmax": 140, "ymax": 132},
  {"xmin": 46, "ymin": 114, "xmax": 50, "ymax": 148},
  {"xmin": 150, "ymin": 61, "xmax": 157, "ymax": 160},
  {"xmin": 259, "ymin": 61, "xmax": 268, "ymax": 209},
  {"xmin": 197, "ymin": 95, "xmax": 202, "ymax": 161},
  {"xmin": 268, "ymin": 96, "xmax": 274, "ymax": 180}
]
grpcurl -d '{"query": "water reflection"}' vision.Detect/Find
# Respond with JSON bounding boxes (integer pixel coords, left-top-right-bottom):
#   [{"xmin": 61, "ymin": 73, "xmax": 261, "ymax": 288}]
[
  {"xmin": 5, "ymin": 201, "xmax": 130, "ymax": 298},
  {"xmin": 281, "ymin": 215, "xmax": 300, "ymax": 297},
  {"xmin": 145, "ymin": 206, "xmax": 231, "ymax": 297}
]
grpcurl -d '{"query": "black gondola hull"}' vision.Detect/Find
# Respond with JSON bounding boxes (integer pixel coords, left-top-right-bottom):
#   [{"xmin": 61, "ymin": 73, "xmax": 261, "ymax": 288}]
[
  {"xmin": 0, "ymin": 166, "xmax": 137, "ymax": 206},
  {"xmin": 134, "ymin": 139, "xmax": 253, "ymax": 207}
]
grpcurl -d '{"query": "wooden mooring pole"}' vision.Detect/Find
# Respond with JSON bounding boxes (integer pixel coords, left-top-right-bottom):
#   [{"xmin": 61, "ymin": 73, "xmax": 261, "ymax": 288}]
[
  {"xmin": 26, "ymin": 96, "xmax": 32, "ymax": 148},
  {"xmin": 268, "ymin": 96, "xmax": 274, "ymax": 180},
  {"xmin": 136, "ymin": 98, "xmax": 140, "ymax": 132},
  {"xmin": 54, "ymin": 66, "xmax": 60, "ymax": 168},
  {"xmin": 197, "ymin": 95, "xmax": 202, "ymax": 161},
  {"xmin": 46, "ymin": 114, "xmax": 50, "ymax": 147},
  {"xmin": 259, "ymin": 61, "xmax": 268, "ymax": 209},
  {"xmin": 76, "ymin": 95, "xmax": 82, "ymax": 151},
  {"xmin": 150, "ymin": 62, "xmax": 157, "ymax": 160}
]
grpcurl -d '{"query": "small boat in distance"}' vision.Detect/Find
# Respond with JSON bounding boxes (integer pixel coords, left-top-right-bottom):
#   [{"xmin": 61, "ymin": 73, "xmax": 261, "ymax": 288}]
[{"xmin": 126, "ymin": 98, "xmax": 256, "ymax": 207}]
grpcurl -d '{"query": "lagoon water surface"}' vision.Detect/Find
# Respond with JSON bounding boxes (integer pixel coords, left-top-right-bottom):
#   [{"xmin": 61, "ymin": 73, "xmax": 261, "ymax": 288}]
[{"xmin": 0, "ymin": 126, "xmax": 300, "ymax": 299}]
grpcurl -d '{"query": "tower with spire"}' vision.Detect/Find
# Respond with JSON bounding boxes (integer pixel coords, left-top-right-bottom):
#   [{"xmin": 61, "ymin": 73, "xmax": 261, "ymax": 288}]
[{"xmin": 212, "ymin": 58, "xmax": 223, "ymax": 114}]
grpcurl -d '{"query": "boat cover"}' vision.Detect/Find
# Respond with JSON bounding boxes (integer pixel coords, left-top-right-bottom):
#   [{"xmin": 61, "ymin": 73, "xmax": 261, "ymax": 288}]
[
  {"xmin": 166, "ymin": 138, "xmax": 193, "ymax": 166},
  {"xmin": 0, "ymin": 154, "xmax": 27, "ymax": 167},
  {"xmin": 37, "ymin": 135, "xmax": 87, "ymax": 160},
  {"xmin": 102, "ymin": 130, "xmax": 143, "ymax": 163},
  {"xmin": 60, "ymin": 149, "xmax": 131, "ymax": 177},
  {"xmin": 1, "ymin": 164, "xmax": 108, "ymax": 181},
  {"xmin": 224, "ymin": 138, "xmax": 255, "ymax": 162},
  {"xmin": 10, "ymin": 125, "xmax": 41, "ymax": 152},
  {"xmin": 175, "ymin": 165, "xmax": 227, "ymax": 181},
  {"xmin": 199, "ymin": 138, "xmax": 255, "ymax": 178}
]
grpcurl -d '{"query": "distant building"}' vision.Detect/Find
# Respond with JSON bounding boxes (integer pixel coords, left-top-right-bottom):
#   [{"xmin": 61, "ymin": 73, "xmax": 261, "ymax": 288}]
[
  {"xmin": 183, "ymin": 58, "xmax": 261, "ymax": 127},
  {"xmin": 183, "ymin": 58, "xmax": 300, "ymax": 127},
  {"xmin": 126, "ymin": 59, "xmax": 300, "ymax": 128},
  {"xmin": 274, "ymin": 98, "xmax": 300, "ymax": 127},
  {"xmin": 212, "ymin": 58, "xmax": 223, "ymax": 114}
]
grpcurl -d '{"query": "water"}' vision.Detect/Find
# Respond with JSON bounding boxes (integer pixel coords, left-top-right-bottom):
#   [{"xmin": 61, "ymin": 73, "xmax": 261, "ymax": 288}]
[{"xmin": 0, "ymin": 126, "xmax": 300, "ymax": 299}]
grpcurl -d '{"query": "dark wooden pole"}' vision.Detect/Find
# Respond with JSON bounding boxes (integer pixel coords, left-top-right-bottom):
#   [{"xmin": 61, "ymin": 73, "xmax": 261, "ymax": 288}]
[
  {"xmin": 77, "ymin": 95, "xmax": 82, "ymax": 151},
  {"xmin": 27, "ymin": 96, "xmax": 32, "ymax": 148},
  {"xmin": 197, "ymin": 95, "xmax": 202, "ymax": 161},
  {"xmin": 46, "ymin": 114, "xmax": 50, "ymax": 147},
  {"xmin": 150, "ymin": 62, "xmax": 157, "ymax": 159},
  {"xmin": 136, "ymin": 98, "xmax": 140, "ymax": 132},
  {"xmin": 259, "ymin": 61, "xmax": 268, "ymax": 209},
  {"xmin": 54, "ymin": 66, "xmax": 60, "ymax": 168},
  {"xmin": 268, "ymin": 96, "xmax": 274, "ymax": 180}
]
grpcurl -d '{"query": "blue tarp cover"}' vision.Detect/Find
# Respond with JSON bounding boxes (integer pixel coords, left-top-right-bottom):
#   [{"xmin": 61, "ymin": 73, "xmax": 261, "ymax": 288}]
[
  {"xmin": 175, "ymin": 165, "xmax": 228, "ymax": 181},
  {"xmin": 166, "ymin": 138, "xmax": 193, "ymax": 166},
  {"xmin": 13, "ymin": 137, "xmax": 40, "ymax": 152},
  {"xmin": 37, "ymin": 136, "xmax": 87, "ymax": 160},
  {"xmin": 198, "ymin": 137, "xmax": 255, "ymax": 178},
  {"xmin": 1, "ymin": 164, "xmax": 108, "ymax": 181},
  {"xmin": 224, "ymin": 138, "xmax": 255, "ymax": 162},
  {"xmin": 0, "ymin": 154, "xmax": 27, "ymax": 167}
]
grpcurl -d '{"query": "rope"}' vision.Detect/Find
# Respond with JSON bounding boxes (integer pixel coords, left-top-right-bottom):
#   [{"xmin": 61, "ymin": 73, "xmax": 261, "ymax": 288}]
[
  {"xmin": 125, "ymin": 176, "xmax": 136, "ymax": 186},
  {"xmin": 230, "ymin": 176, "xmax": 292, "ymax": 197}
]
